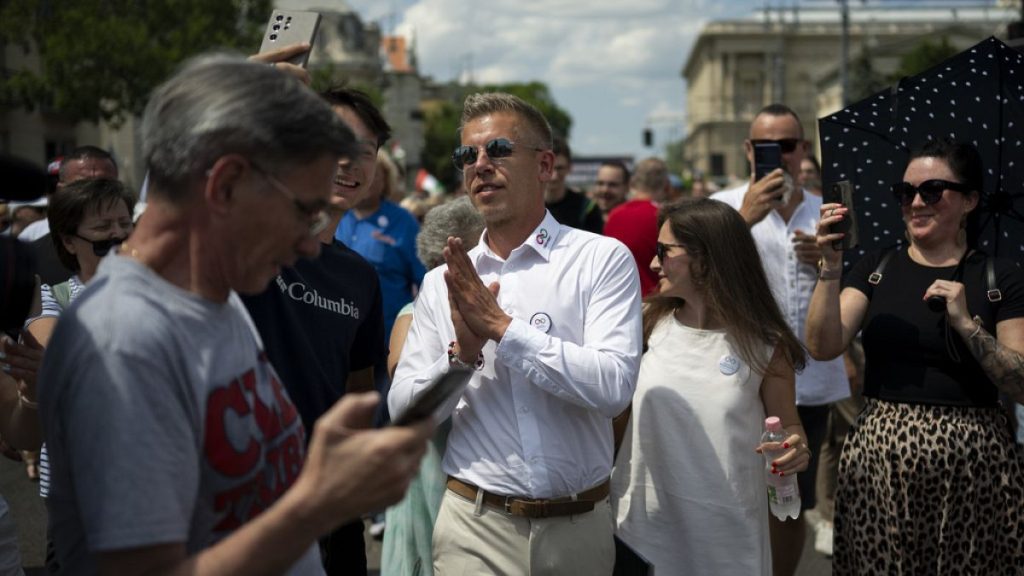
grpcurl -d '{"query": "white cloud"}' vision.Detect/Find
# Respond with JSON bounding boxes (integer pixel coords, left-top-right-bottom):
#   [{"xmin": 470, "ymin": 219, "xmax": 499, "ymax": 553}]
[{"xmin": 282, "ymin": 0, "xmax": 760, "ymax": 157}]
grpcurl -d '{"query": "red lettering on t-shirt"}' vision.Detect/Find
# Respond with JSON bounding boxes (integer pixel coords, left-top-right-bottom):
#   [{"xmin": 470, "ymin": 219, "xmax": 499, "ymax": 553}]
[
  {"xmin": 270, "ymin": 372, "xmax": 298, "ymax": 428},
  {"xmin": 239, "ymin": 370, "xmax": 283, "ymax": 441},
  {"xmin": 207, "ymin": 358, "xmax": 307, "ymax": 536},
  {"xmin": 205, "ymin": 377, "xmax": 260, "ymax": 477}
]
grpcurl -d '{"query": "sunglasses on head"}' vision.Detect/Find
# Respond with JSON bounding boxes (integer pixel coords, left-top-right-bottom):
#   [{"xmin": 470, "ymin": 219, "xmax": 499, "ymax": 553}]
[
  {"xmin": 655, "ymin": 242, "xmax": 686, "ymax": 261},
  {"xmin": 890, "ymin": 179, "xmax": 971, "ymax": 207},
  {"xmin": 73, "ymin": 234, "xmax": 127, "ymax": 257},
  {"xmin": 750, "ymin": 138, "xmax": 803, "ymax": 153},
  {"xmin": 451, "ymin": 138, "xmax": 542, "ymax": 170}
]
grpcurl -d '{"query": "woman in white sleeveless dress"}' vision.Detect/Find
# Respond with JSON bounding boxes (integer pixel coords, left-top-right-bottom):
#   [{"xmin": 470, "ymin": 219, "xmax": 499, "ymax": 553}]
[{"xmin": 611, "ymin": 198, "xmax": 810, "ymax": 575}]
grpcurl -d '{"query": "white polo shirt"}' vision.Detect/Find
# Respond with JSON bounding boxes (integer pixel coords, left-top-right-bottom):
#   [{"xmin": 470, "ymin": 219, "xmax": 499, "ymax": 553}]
[
  {"xmin": 390, "ymin": 211, "xmax": 642, "ymax": 499},
  {"xmin": 712, "ymin": 184, "xmax": 849, "ymax": 406}
]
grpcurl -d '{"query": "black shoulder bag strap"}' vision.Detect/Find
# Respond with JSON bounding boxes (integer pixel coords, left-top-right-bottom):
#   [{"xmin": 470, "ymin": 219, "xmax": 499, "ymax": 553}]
[
  {"xmin": 868, "ymin": 248, "xmax": 898, "ymax": 286},
  {"xmin": 986, "ymin": 256, "xmax": 1002, "ymax": 302}
]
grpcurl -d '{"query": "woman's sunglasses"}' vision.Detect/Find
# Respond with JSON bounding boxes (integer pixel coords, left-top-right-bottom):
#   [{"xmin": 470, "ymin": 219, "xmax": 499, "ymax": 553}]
[
  {"xmin": 73, "ymin": 234, "xmax": 128, "ymax": 257},
  {"xmin": 451, "ymin": 138, "xmax": 542, "ymax": 170},
  {"xmin": 890, "ymin": 179, "xmax": 971, "ymax": 207},
  {"xmin": 655, "ymin": 242, "xmax": 686, "ymax": 261}
]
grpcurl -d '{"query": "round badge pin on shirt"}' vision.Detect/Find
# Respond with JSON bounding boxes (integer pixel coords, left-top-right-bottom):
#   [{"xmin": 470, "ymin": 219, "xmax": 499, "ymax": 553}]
[
  {"xmin": 718, "ymin": 355, "xmax": 740, "ymax": 375},
  {"xmin": 530, "ymin": 312, "xmax": 552, "ymax": 333}
]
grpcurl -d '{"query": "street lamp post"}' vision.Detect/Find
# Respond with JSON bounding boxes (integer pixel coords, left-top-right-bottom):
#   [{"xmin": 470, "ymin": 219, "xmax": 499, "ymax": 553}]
[{"xmin": 839, "ymin": 0, "xmax": 850, "ymax": 107}]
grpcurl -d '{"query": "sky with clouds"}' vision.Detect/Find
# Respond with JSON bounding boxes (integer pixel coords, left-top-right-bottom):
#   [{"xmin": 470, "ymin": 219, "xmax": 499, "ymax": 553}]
[{"xmin": 279, "ymin": 0, "xmax": 764, "ymax": 160}]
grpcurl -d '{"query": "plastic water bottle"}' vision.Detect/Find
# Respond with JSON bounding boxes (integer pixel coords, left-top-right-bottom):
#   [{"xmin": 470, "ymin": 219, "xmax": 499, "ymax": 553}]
[{"xmin": 762, "ymin": 416, "xmax": 801, "ymax": 520}]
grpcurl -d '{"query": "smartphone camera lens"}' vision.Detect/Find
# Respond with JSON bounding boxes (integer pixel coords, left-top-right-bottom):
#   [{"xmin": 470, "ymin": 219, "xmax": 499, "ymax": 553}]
[
  {"xmin": 275, "ymin": 15, "xmax": 284, "ymax": 21},
  {"xmin": 269, "ymin": 33, "xmax": 278, "ymax": 41},
  {"xmin": 272, "ymin": 24, "xmax": 280, "ymax": 31}
]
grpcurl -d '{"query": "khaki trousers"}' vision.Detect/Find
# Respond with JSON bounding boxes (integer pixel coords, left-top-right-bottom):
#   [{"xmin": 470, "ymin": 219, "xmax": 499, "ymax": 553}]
[{"xmin": 432, "ymin": 489, "xmax": 615, "ymax": 576}]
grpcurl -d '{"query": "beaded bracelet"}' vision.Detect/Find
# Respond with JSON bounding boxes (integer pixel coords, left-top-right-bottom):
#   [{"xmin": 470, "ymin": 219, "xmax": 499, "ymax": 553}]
[
  {"xmin": 18, "ymin": 391, "xmax": 38, "ymax": 410},
  {"xmin": 448, "ymin": 341, "xmax": 484, "ymax": 371},
  {"xmin": 968, "ymin": 315, "xmax": 985, "ymax": 340}
]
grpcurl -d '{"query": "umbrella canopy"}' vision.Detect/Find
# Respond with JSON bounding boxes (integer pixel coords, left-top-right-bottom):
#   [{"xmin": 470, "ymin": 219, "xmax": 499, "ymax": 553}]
[{"xmin": 819, "ymin": 36, "xmax": 1024, "ymax": 267}]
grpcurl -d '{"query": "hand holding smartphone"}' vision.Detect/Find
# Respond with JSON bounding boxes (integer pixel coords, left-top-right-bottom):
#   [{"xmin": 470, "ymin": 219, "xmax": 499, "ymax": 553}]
[
  {"xmin": 753, "ymin": 142, "xmax": 793, "ymax": 205},
  {"xmin": 823, "ymin": 180, "xmax": 860, "ymax": 251},
  {"xmin": 753, "ymin": 142, "xmax": 782, "ymax": 182},
  {"xmin": 257, "ymin": 10, "xmax": 321, "ymax": 68},
  {"xmin": 391, "ymin": 368, "xmax": 473, "ymax": 426}
]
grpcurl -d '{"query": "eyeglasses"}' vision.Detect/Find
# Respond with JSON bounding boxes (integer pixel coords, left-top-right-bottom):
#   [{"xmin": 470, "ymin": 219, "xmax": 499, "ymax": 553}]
[
  {"xmin": 251, "ymin": 164, "xmax": 331, "ymax": 236},
  {"xmin": 73, "ymin": 234, "xmax": 128, "ymax": 257},
  {"xmin": 750, "ymin": 138, "xmax": 803, "ymax": 153},
  {"xmin": 890, "ymin": 179, "xmax": 971, "ymax": 207},
  {"xmin": 451, "ymin": 138, "xmax": 544, "ymax": 171},
  {"xmin": 655, "ymin": 242, "xmax": 687, "ymax": 261}
]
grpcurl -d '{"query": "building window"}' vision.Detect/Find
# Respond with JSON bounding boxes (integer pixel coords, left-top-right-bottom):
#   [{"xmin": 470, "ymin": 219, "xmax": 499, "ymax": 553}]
[{"xmin": 710, "ymin": 153, "xmax": 725, "ymax": 177}]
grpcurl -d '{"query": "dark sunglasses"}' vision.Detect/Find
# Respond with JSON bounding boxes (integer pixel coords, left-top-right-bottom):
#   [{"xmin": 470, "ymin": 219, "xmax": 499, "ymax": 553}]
[
  {"xmin": 655, "ymin": 242, "xmax": 686, "ymax": 261},
  {"xmin": 890, "ymin": 179, "xmax": 971, "ymax": 207},
  {"xmin": 750, "ymin": 138, "xmax": 803, "ymax": 153},
  {"xmin": 73, "ymin": 234, "xmax": 128, "ymax": 257},
  {"xmin": 451, "ymin": 138, "xmax": 542, "ymax": 170}
]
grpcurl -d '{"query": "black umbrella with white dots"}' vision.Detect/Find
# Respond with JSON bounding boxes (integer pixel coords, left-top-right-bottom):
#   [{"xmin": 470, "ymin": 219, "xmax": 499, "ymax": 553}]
[{"xmin": 819, "ymin": 36, "xmax": 1024, "ymax": 267}]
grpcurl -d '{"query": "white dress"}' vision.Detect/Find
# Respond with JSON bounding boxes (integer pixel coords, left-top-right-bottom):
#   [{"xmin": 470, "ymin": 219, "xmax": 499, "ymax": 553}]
[{"xmin": 611, "ymin": 315, "xmax": 772, "ymax": 575}]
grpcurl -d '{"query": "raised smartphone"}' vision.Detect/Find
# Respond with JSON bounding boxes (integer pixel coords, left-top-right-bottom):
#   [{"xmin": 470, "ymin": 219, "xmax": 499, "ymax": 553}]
[
  {"xmin": 257, "ymin": 10, "xmax": 321, "ymax": 68},
  {"xmin": 823, "ymin": 180, "xmax": 860, "ymax": 250},
  {"xmin": 391, "ymin": 368, "xmax": 473, "ymax": 426},
  {"xmin": 753, "ymin": 141, "xmax": 782, "ymax": 182}
]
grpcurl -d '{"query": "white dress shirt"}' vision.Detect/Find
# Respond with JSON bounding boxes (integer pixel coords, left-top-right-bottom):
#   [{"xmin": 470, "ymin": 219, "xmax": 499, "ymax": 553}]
[
  {"xmin": 711, "ymin": 184, "xmax": 849, "ymax": 406},
  {"xmin": 390, "ymin": 211, "xmax": 642, "ymax": 499},
  {"xmin": 18, "ymin": 218, "xmax": 49, "ymax": 241}
]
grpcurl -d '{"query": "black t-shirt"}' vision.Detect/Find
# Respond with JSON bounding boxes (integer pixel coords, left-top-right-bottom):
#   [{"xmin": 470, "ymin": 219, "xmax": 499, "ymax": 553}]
[
  {"xmin": 546, "ymin": 188, "xmax": 604, "ymax": 234},
  {"xmin": 32, "ymin": 233, "xmax": 73, "ymax": 286},
  {"xmin": 844, "ymin": 248, "xmax": 1024, "ymax": 406},
  {"xmin": 242, "ymin": 240, "xmax": 386, "ymax": 433}
]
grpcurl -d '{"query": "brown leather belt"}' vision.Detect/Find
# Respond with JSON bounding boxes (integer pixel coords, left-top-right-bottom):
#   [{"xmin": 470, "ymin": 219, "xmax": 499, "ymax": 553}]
[{"xmin": 446, "ymin": 476, "xmax": 609, "ymax": 518}]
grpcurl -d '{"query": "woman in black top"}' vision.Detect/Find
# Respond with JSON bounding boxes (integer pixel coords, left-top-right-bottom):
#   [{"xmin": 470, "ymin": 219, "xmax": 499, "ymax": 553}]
[{"xmin": 806, "ymin": 138, "xmax": 1024, "ymax": 574}]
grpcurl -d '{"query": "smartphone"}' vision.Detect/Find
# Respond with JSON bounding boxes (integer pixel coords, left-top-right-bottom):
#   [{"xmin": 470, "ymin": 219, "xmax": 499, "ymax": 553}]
[
  {"xmin": 257, "ymin": 10, "xmax": 321, "ymax": 68},
  {"xmin": 753, "ymin": 141, "xmax": 782, "ymax": 182},
  {"xmin": 391, "ymin": 368, "xmax": 473, "ymax": 426},
  {"xmin": 824, "ymin": 180, "xmax": 860, "ymax": 250}
]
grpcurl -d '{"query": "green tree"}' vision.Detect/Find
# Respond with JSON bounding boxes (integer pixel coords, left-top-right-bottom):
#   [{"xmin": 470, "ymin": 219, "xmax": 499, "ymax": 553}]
[
  {"xmin": 849, "ymin": 48, "xmax": 889, "ymax": 102},
  {"xmin": 663, "ymin": 138, "xmax": 686, "ymax": 180},
  {"xmin": 0, "ymin": 0, "xmax": 271, "ymax": 126},
  {"xmin": 421, "ymin": 99, "xmax": 462, "ymax": 189},
  {"xmin": 892, "ymin": 36, "xmax": 959, "ymax": 80},
  {"xmin": 419, "ymin": 81, "xmax": 573, "ymax": 190},
  {"xmin": 480, "ymin": 81, "xmax": 573, "ymax": 139}
]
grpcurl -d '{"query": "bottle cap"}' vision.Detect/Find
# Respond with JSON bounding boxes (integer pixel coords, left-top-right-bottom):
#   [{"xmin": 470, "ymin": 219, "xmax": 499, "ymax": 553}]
[{"xmin": 764, "ymin": 416, "xmax": 782, "ymax": 433}]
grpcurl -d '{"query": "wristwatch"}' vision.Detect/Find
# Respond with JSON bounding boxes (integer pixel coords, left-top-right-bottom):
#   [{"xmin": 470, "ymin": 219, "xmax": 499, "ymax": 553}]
[{"xmin": 817, "ymin": 257, "xmax": 842, "ymax": 280}]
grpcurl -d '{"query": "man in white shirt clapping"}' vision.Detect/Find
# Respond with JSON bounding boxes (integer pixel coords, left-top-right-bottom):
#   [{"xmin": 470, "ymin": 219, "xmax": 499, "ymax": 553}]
[{"xmin": 390, "ymin": 92, "xmax": 642, "ymax": 576}]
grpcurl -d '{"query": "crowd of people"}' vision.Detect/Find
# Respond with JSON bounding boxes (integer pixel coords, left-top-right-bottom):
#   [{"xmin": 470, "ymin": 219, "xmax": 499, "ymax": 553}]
[{"xmin": 0, "ymin": 39, "xmax": 1022, "ymax": 576}]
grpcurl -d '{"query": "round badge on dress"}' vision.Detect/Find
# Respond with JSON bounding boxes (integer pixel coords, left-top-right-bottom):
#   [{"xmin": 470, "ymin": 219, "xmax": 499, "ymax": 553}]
[
  {"xmin": 529, "ymin": 312, "xmax": 552, "ymax": 333},
  {"xmin": 718, "ymin": 354, "xmax": 740, "ymax": 375},
  {"xmin": 377, "ymin": 215, "xmax": 389, "ymax": 228}
]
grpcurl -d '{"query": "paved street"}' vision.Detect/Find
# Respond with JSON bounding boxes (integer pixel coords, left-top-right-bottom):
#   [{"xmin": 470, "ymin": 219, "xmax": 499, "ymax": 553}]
[{"xmin": 1, "ymin": 456, "xmax": 830, "ymax": 574}]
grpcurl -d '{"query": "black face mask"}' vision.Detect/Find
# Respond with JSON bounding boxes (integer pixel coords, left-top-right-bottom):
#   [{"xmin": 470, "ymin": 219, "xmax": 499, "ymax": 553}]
[{"xmin": 73, "ymin": 234, "xmax": 127, "ymax": 257}]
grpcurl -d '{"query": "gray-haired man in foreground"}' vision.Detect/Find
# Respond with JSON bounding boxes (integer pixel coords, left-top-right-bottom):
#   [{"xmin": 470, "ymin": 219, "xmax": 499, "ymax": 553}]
[{"xmin": 38, "ymin": 53, "xmax": 432, "ymax": 576}]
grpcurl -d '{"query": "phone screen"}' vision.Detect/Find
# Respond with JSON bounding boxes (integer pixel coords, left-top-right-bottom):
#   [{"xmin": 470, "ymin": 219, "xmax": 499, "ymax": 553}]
[
  {"xmin": 391, "ymin": 368, "xmax": 473, "ymax": 426},
  {"xmin": 753, "ymin": 142, "xmax": 782, "ymax": 181}
]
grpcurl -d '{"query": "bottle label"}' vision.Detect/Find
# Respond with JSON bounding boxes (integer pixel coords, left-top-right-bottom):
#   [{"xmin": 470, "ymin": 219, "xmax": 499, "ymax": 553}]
[{"xmin": 767, "ymin": 483, "xmax": 799, "ymax": 505}]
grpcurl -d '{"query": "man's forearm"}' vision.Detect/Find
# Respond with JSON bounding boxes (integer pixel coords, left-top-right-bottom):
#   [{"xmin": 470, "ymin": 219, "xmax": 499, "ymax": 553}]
[{"xmin": 105, "ymin": 479, "xmax": 326, "ymax": 576}]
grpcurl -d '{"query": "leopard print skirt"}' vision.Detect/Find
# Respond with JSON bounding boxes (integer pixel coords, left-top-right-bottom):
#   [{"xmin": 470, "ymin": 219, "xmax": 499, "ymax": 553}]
[{"xmin": 834, "ymin": 398, "xmax": 1024, "ymax": 575}]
